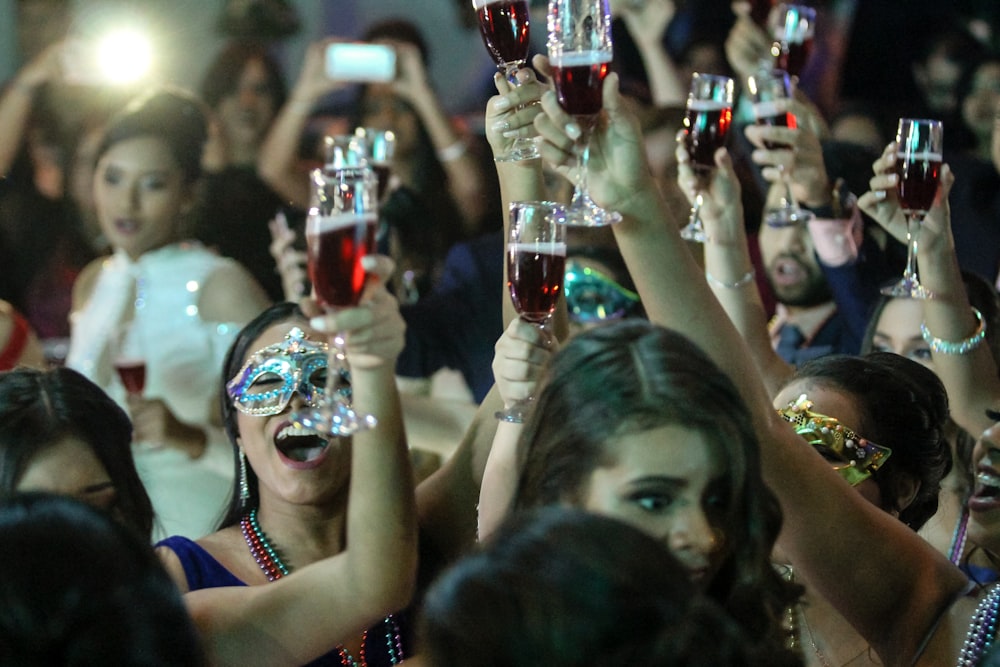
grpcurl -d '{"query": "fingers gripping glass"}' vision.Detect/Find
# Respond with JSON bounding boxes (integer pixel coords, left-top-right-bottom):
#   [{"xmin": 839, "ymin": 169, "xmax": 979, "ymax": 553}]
[
  {"xmin": 680, "ymin": 73, "xmax": 734, "ymax": 243},
  {"xmin": 474, "ymin": 0, "xmax": 541, "ymax": 162},
  {"xmin": 497, "ymin": 201, "xmax": 567, "ymax": 422},
  {"xmin": 547, "ymin": 0, "xmax": 621, "ymax": 226},
  {"xmin": 746, "ymin": 69, "xmax": 813, "ymax": 228},
  {"xmin": 293, "ymin": 166, "xmax": 380, "ymax": 436},
  {"xmin": 880, "ymin": 118, "xmax": 943, "ymax": 300}
]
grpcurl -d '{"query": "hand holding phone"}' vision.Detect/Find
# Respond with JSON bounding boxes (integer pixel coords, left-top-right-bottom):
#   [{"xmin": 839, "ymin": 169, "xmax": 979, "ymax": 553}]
[{"xmin": 325, "ymin": 43, "xmax": 397, "ymax": 83}]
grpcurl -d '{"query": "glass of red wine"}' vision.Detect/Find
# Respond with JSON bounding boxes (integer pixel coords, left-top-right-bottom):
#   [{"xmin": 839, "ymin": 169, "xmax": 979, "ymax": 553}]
[
  {"xmin": 881, "ymin": 118, "xmax": 943, "ymax": 299},
  {"xmin": 768, "ymin": 3, "xmax": 816, "ymax": 79},
  {"xmin": 680, "ymin": 72, "xmax": 734, "ymax": 243},
  {"xmin": 292, "ymin": 166, "xmax": 380, "ymax": 436},
  {"xmin": 497, "ymin": 200, "xmax": 567, "ymax": 422},
  {"xmin": 113, "ymin": 321, "xmax": 146, "ymax": 397},
  {"xmin": 351, "ymin": 127, "xmax": 396, "ymax": 203},
  {"xmin": 746, "ymin": 68, "xmax": 813, "ymax": 227},
  {"xmin": 749, "ymin": 0, "xmax": 776, "ymax": 26},
  {"xmin": 547, "ymin": 0, "xmax": 621, "ymax": 227},
  {"xmin": 474, "ymin": 0, "xmax": 541, "ymax": 162}
]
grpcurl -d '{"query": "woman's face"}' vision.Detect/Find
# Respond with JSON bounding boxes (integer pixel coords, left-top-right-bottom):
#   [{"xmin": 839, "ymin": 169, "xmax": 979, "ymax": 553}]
[
  {"xmin": 773, "ymin": 380, "xmax": 884, "ymax": 509},
  {"xmin": 578, "ymin": 424, "xmax": 728, "ymax": 588},
  {"xmin": 233, "ymin": 319, "xmax": 350, "ymax": 508},
  {"xmin": 868, "ymin": 298, "xmax": 934, "ymax": 371},
  {"xmin": 216, "ymin": 58, "xmax": 278, "ymax": 155},
  {"xmin": 16, "ymin": 434, "xmax": 121, "ymax": 520},
  {"xmin": 962, "ymin": 62, "xmax": 1000, "ymax": 147},
  {"xmin": 968, "ymin": 422, "xmax": 1000, "ymax": 553},
  {"xmin": 93, "ymin": 136, "xmax": 192, "ymax": 260}
]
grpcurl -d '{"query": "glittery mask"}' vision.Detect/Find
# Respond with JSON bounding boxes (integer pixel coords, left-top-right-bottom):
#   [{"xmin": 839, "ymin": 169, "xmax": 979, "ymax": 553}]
[
  {"xmin": 777, "ymin": 394, "xmax": 892, "ymax": 487},
  {"xmin": 227, "ymin": 327, "xmax": 330, "ymax": 416},
  {"xmin": 564, "ymin": 259, "xmax": 641, "ymax": 323}
]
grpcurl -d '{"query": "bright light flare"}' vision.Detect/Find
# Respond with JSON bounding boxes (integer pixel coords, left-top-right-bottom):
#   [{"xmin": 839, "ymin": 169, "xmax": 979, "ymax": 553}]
[{"xmin": 96, "ymin": 29, "xmax": 152, "ymax": 84}]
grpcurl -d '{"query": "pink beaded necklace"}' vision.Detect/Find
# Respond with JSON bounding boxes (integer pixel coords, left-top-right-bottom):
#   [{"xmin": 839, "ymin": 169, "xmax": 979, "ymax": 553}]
[{"xmin": 241, "ymin": 508, "xmax": 403, "ymax": 666}]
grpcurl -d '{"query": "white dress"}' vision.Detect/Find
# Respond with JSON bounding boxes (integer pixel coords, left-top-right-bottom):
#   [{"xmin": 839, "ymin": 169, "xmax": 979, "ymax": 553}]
[{"xmin": 67, "ymin": 242, "xmax": 244, "ymax": 541}]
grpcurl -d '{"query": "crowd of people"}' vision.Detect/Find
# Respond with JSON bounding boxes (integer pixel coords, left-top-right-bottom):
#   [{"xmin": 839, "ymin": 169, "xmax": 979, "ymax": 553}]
[{"xmin": 8, "ymin": 0, "xmax": 1000, "ymax": 664}]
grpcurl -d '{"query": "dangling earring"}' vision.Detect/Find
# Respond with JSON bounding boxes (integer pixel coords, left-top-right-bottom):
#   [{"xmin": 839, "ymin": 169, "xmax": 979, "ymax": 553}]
[{"xmin": 239, "ymin": 448, "xmax": 249, "ymax": 507}]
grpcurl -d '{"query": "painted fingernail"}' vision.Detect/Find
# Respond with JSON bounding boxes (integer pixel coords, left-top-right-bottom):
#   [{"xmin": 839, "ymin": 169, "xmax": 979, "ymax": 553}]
[
  {"xmin": 874, "ymin": 190, "xmax": 887, "ymax": 201},
  {"xmin": 503, "ymin": 129, "xmax": 521, "ymax": 139},
  {"xmin": 491, "ymin": 119, "xmax": 509, "ymax": 132},
  {"xmin": 493, "ymin": 97, "xmax": 511, "ymax": 112},
  {"xmin": 887, "ymin": 173, "xmax": 898, "ymax": 184},
  {"xmin": 310, "ymin": 316, "xmax": 329, "ymax": 331},
  {"xmin": 565, "ymin": 123, "xmax": 581, "ymax": 140},
  {"xmin": 360, "ymin": 255, "xmax": 377, "ymax": 270}
]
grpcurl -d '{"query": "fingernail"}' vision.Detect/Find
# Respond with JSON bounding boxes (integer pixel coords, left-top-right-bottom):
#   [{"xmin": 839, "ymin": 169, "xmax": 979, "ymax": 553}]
[
  {"xmin": 566, "ymin": 123, "xmax": 581, "ymax": 140},
  {"xmin": 309, "ymin": 316, "xmax": 329, "ymax": 331},
  {"xmin": 361, "ymin": 255, "xmax": 377, "ymax": 270},
  {"xmin": 887, "ymin": 173, "xmax": 898, "ymax": 184},
  {"xmin": 491, "ymin": 119, "xmax": 509, "ymax": 132},
  {"xmin": 493, "ymin": 97, "xmax": 511, "ymax": 112},
  {"xmin": 874, "ymin": 189, "xmax": 887, "ymax": 201},
  {"xmin": 503, "ymin": 129, "xmax": 520, "ymax": 139}
]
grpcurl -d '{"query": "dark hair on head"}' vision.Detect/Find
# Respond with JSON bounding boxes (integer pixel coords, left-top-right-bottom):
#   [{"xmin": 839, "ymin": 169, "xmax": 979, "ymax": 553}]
[
  {"xmin": 419, "ymin": 506, "xmax": 753, "ymax": 667},
  {"xmin": 218, "ymin": 301, "xmax": 305, "ymax": 528},
  {"xmin": 513, "ymin": 319, "xmax": 802, "ymax": 665},
  {"xmin": 199, "ymin": 40, "xmax": 288, "ymax": 111},
  {"xmin": 0, "ymin": 493, "xmax": 204, "ymax": 666},
  {"xmin": 96, "ymin": 86, "xmax": 209, "ymax": 184},
  {"xmin": 0, "ymin": 367, "xmax": 154, "ymax": 541},
  {"xmin": 362, "ymin": 18, "xmax": 430, "ymax": 67},
  {"xmin": 788, "ymin": 352, "xmax": 951, "ymax": 530}
]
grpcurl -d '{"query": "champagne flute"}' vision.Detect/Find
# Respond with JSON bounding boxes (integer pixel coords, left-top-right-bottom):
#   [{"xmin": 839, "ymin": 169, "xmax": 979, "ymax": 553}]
[
  {"xmin": 474, "ymin": 0, "xmax": 541, "ymax": 162},
  {"xmin": 352, "ymin": 127, "xmax": 396, "ymax": 203},
  {"xmin": 881, "ymin": 118, "xmax": 943, "ymax": 299},
  {"xmin": 768, "ymin": 3, "xmax": 816, "ymax": 79},
  {"xmin": 680, "ymin": 72, "xmax": 734, "ymax": 243},
  {"xmin": 746, "ymin": 68, "xmax": 813, "ymax": 227},
  {"xmin": 113, "ymin": 321, "xmax": 146, "ymax": 397},
  {"xmin": 292, "ymin": 166, "xmax": 380, "ymax": 435},
  {"xmin": 497, "ymin": 201, "xmax": 567, "ymax": 422},
  {"xmin": 750, "ymin": 0, "xmax": 776, "ymax": 26},
  {"xmin": 547, "ymin": 0, "xmax": 621, "ymax": 226}
]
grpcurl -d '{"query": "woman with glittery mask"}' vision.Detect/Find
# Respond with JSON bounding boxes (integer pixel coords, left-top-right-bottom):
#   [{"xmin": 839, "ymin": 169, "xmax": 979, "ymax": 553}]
[
  {"xmin": 65, "ymin": 87, "xmax": 271, "ymax": 540},
  {"xmin": 156, "ymin": 257, "xmax": 420, "ymax": 667}
]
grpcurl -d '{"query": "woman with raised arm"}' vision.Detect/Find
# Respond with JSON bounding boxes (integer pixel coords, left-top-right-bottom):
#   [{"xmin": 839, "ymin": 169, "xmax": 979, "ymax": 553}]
[{"xmin": 532, "ymin": 65, "xmax": 986, "ymax": 665}]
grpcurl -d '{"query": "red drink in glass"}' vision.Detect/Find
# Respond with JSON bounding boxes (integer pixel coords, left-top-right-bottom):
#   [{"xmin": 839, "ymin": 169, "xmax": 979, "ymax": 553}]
[
  {"xmin": 684, "ymin": 100, "xmax": 733, "ymax": 174},
  {"xmin": 507, "ymin": 241, "xmax": 567, "ymax": 323},
  {"xmin": 895, "ymin": 151, "xmax": 942, "ymax": 215},
  {"xmin": 306, "ymin": 212, "xmax": 378, "ymax": 308},
  {"xmin": 114, "ymin": 359, "xmax": 146, "ymax": 395},
  {"xmin": 371, "ymin": 163, "xmax": 391, "ymax": 201},
  {"xmin": 475, "ymin": 0, "xmax": 530, "ymax": 67},
  {"xmin": 550, "ymin": 51, "xmax": 612, "ymax": 117},
  {"xmin": 775, "ymin": 37, "xmax": 813, "ymax": 78},
  {"xmin": 753, "ymin": 100, "xmax": 796, "ymax": 149},
  {"xmin": 750, "ymin": 0, "xmax": 775, "ymax": 25}
]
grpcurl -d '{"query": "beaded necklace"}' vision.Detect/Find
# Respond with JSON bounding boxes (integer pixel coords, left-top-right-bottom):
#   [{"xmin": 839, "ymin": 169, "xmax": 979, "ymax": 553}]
[
  {"xmin": 240, "ymin": 508, "xmax": 403, "ymax": 666},
  {"xmin": 957, "ymin": 583, "xmax": 1000, "ymax": 667},
  {"xmin": 950, "ymin": 508, "xmax": 970, "ymax": 566}
]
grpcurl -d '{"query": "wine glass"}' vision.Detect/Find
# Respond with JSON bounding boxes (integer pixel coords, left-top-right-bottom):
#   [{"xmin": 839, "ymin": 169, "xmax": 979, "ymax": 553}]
[
  {"xmin": 352, "ymin": 127, "xmax": 396, "ymax": 202},
  {"xmin": 679, "ymin": 72, "xmax": 735, "ymax": 243},
  {"xmin": 113, "ymin": 321, "xmax": 146, "ymax": 397},
  {"xmin": 292, "ymin": 166, "xmax": 380, "ymax": 436},
  {"xmin": 497, "ymin": 200, "xmax": 567, "ymax": 422},
  {"xmin": 749, "ymin": 0, "xmax": 776, "ymax": 26},
  {"xmin": 474, "ymin": 0, "xmax": 541, "ymax": 162},
  {"xmin": 746, "ymin": 68, "xmax": 813, "ymax": 227},
  {"xmin": 881, "ymin": 118, "xmax": 943, "ymax": 299},
  {"xmin": 768, "ymin": 3, "xmax": 816, "ymax": 79},
  {"xmin": 547, "ymin": 0, "xmax": 621, "ymax": 227}
]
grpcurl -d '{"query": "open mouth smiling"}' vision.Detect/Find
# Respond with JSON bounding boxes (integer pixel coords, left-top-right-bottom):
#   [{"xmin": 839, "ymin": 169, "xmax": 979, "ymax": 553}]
[{"xmin": 273, "ymin": 422, "xmax": 332, "ymax": 469}]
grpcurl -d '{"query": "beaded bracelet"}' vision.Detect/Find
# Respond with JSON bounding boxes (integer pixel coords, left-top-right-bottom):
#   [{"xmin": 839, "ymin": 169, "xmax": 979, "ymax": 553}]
[
  {"xmin": 920, "ymin": 307, "xmax": 986, "ymax": 355},
  {"xmin": 705, "ymin": 269, "xmax": 755, "ymax": 290},
  {"xmin": 494, "ymin": 411, "xmax": 524, "ymax": 424}
]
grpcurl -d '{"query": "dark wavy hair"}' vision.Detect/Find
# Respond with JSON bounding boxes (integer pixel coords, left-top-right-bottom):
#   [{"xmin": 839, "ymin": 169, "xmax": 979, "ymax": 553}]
[
  {"xmin": 199, "ymin": 40, "xmax": 287, "ymax": 111},
  {"xmin": 419, "ymin": 507, "xmax": 753, "ymax": 666},
  {"xmin": 0, "ymin": 493, "xmax": 203, "ymax": 666},
  {"xmin": 0, "ymin": 367, "xmax": 154, "ymax": 541},
  {"xmin": 787, "ymin": 352, "xmax": 951, "ymax": 530},
  {"xmin": 217, "ymin": 301, "xmax": 305, "ymax": 528},
  {"xmin": 512, "ymin": 319, "xmax": 802, "ymax": 665},
  {"xmin": 96, "ymin": 86, "xmax": 209, "ymax": 185}
]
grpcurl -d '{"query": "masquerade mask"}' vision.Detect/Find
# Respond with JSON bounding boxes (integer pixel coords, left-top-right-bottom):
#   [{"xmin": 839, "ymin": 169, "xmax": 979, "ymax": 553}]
[
  {"xmin": 564, "ymin": 259, "xmax": 641, "ymax": 323},
  {"xmin": 227, "ymin": 327, "xmax": 331, "ymax": 416},
  {"xmin": 777, "ymin": 394, "xmax": 891, "ymax": 487}
]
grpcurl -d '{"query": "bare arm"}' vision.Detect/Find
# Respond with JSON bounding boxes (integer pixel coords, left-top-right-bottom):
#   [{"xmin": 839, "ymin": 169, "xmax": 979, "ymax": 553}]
[
  {"xmin": 617, "ymin": 0, "xmax": 687, "ymax": 107},
  {"xmin": 0, "ymin": 43, "xmax": 62, "ymax": 178}
]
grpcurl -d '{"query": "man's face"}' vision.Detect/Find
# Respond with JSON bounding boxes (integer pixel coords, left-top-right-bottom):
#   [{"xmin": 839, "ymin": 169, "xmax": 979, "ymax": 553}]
[{"xmin": 758, "ymin": 223, "xmax": 832, "ymax": 307}]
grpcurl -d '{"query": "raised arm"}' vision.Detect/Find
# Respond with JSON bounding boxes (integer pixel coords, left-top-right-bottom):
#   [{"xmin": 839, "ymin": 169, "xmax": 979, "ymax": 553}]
[
  {"xmin": 615, "ymin": 0, "xmax": 687, "ymax": 107},
  {"xmin": 535, "ymin": 72, "xmax": 969, "ymax": 666},
  {"xmin": 0, "ymin": 42, "xmax": 62, "ymax": 178},
  {"xmin": 181, "ymin": 259, "xmax": 416, "ymax": 667}
]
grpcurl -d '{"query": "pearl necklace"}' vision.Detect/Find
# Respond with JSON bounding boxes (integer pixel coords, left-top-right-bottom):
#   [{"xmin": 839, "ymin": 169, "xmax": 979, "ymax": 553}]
[
  {"xmin": 957, "ymin": 583, "xmax": 1000, "ymax": 667},
  {"xmin": 240, "ymin": 508, "xmax": 403, "ymax": 666}
]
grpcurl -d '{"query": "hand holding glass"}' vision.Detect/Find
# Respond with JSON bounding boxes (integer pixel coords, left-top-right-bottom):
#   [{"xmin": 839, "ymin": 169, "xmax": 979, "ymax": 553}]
[
  {"xmin": 293, "ymin": 166, "xmax": 380, "ymax": 435},
  {"xmin": 547, "ymin": 0, "xmax": 621, "ymax": 226},
  {"xmin": 113, "ymin": 321, "xmax": 146, "ymax": 396},
  {"xmin": 768, "ymin": 3, "xmax": 816, "ymax": 78},
  {"xmin": 680, "ymin": 73, "xmax": 734, "ymax": 242},
  {"xmin": 881, "ymin": 118, "xmax": 943, "ymax": 299},
  {"xmin": 497, "ymin": 201, "xmax": 567, "ymax": 422}
]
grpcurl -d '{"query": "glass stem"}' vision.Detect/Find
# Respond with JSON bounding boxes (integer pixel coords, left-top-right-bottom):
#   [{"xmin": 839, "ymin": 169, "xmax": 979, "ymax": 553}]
[
  {"xmin": 326, "ymin": 328, "xmax": 348, "ymax": 408},
  {"xmin": 903, "ymin": 214, "xmax": 921, "ymax": 283},
  {"xmin": 504, "ymin": 62, "xmax": 520, "ymax": 86},
  {"xmin": 573, "ymin": 123, "xmax": 593, "ymax": 205}
]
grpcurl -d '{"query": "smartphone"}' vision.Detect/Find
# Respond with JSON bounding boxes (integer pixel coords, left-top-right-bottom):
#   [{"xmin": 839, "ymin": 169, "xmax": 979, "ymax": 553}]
[{"xmin": 325, "ymin": 43, "xmax": 396, "ymax": 83}]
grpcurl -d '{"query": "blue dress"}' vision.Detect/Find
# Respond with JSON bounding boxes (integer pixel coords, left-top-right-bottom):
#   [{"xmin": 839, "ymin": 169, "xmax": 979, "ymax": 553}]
[{"xmin": 158, "ymin": 536, "xmax": 408, "ymax": 667}]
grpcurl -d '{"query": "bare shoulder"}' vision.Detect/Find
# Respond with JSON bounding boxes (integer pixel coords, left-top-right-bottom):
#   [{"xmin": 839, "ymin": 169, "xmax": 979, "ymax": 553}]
[
  {"xmin": 198, "ymin": 259, "xmax": 272, "ymax": 324},
  {"xmin": 71, "ymin": 256, "xmax": 108, "ymax": 311}
]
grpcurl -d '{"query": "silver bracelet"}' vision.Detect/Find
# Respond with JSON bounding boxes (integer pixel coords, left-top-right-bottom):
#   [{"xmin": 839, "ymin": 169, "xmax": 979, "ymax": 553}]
[
  {"xmin": 705, "ymin": 269, "xmax": 755, "ymax": 289},
  {"xmin": 920, "ymin": 307, "xmax": 986, "ymax": 355}
]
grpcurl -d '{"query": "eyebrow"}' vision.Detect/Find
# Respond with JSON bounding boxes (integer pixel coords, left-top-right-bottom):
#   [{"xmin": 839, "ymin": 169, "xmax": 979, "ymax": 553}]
[{"xmin": 80, "ymin": 481, "xmax": 116, "ymax": 495}]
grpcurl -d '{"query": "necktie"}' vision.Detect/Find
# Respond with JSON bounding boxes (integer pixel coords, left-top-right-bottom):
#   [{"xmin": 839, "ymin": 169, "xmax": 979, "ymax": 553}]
[{"xmin": 776, "ymin": 324, "xmax": 806, "ymax": 363}]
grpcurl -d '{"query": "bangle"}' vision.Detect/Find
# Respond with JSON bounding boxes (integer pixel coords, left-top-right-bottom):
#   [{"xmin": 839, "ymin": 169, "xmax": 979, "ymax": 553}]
[
  {"xmin": 494, "ymin": 410, "xmax": 524, "ymax": 424},
  {"xmin": 437, "ymin": 140, "xmax": 467, "ymax": 163},
  {"xmin": 920, "ymin": 307, "xmax": 987, "ymax": 355},
  {"xmin": 706, "ymin": 269, "xmax": 755, "ymax": 289}
]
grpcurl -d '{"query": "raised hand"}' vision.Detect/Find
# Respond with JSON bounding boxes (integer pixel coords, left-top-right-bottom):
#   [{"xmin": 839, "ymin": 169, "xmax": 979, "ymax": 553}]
[
  {"xmin": 491, "ymin": 318, "xmax": 556, "ymax": 410},
  {"xmin": 675, "ymin": 140, "xmax": 743, "ymax": 239},
  {"xmin": 486, "ymin": 65, "xmax": 546, "ymax": 160}
]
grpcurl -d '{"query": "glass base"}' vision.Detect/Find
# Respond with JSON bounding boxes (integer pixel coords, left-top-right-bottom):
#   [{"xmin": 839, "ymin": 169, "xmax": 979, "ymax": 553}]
[
  {"xmin": 564, "ymin": 195, "xmax": 622, "ymax": 227},
  {"xmin": 679, "ymin": 221, "xmax": 707, "ymax": 243},
  {"xmin": 495, "ymin": 397, "xmax": 533, "ymax": 423},
  {"xmin": 291, "ymin": 404, "xmax": 377, "ymax": 437},
  {"xmin": 765, "ymin": 205, "xmax": 815, "ymax": 228},
  {"xmin": 494, "ymin": 137, "xmax": 541, "ymax": 163},
  {"xmin": 880, "ymin": 277, "xmax": 934, "ymax": 300}
]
